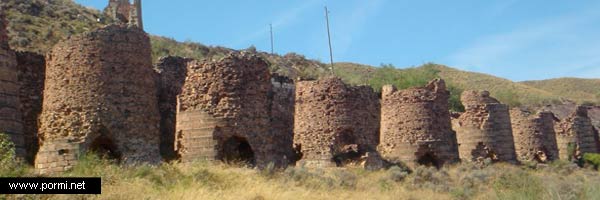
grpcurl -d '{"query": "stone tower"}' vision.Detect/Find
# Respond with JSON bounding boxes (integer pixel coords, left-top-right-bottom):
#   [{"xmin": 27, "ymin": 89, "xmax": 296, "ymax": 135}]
[
  {"xmin": 554, "ymin": 106, "xmax": 599, "ymax": 160},
  {"xmin": 35, "ymin": 25, "xmax": 161, "ymax": 174},
  {"xmin": 453, "ymin": 90, "xmax": 518, "ymax": 163},
  {"xmin": 0, "ymin": 10, "xmax": 26, "ymax": 158},
  {"xmin": 293, "ymin": 77, "xmax": 380, "ymax": 168},
  {"xmin": 175, "ymin": 52, "xmax": 288, "ymax": 168},
  {"xmin": 510, "ymin": 109, "xmax": 559, "ymax": 163},
  {"xmin": 378, "ymin": 79, "xmax": 459, "ymax": 168},
  {"xmin": 105, "ymin": 0, "xmax": 143, "ymax": 29}
]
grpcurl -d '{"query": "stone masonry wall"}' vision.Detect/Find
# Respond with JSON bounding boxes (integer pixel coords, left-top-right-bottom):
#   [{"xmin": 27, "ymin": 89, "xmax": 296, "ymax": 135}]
[
  {"xmin": 510, "ymin": 109, "xmax": 559, "ymax": 162},
  {"xmin": 554, "ymin": 106, "xmax": 599, "ymax": 160},
  {"xmin": 293, "ymin": 77, "xmax": 380, "ymax": 168},
  {"xmin": 269, "ymin": 73, "xmax": 296, "ymax": 163},
  {"xmin": 35, "ymin": 25, "xmax": 160, "ymax": 174},
  {"xmin": 0, "ymin": 12, "xmax": 26, "ymax": 158},
  {"xmin": 176, "ymin": 52, "xmax": 282, "ymax": 167},
  {"xmin": 454, "ymin": 90, "xmax": 517, "ymax": 163},
  {"xmin": 155, "ymin": 56, "xmax": 191, "ymax": 160},
  {"xmin": 16, "ymin": 51, "xmax": 45, "ymax": 163},
  {"xmin": 378, "ymin": 79, "xmax": 459, "ymax": 168}
]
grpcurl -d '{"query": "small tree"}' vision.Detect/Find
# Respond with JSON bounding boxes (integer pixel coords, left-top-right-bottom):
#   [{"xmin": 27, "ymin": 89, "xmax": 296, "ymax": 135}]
[{"xmin": 0, "ymin": 133, "xmax": 16, "ymax": 167}]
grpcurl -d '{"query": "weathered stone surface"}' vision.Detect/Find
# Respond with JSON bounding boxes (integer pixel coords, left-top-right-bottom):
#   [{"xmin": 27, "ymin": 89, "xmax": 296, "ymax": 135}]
[
  {"xmin": 545, "ymin": 102, "xmax": 600, "ymax": 152},
  {"xmin": 16, "ymin": 51, "xmax": 45, "ymax": 163},
  {"xmin": 0, "ymin": 11, "xmax": 26, "ymax": 158},
  {"xmin": 510, "ymin": 109, "xmax": 559, "ymax": 163},
  {"xmin": 554, "ymin": 106, "xmax": 599, "ymax": 160},
  {"xmin": 269, "ymin": 73, "xmax": 296, "ymax": 164},
  {"xmin": 453, "ymin": 90, "xmax": 517, "ymax": 163},
  {"xmin": 105, "ymin": 0, "xmax": 143, "ymax": 29},
  {"xmin": 378, "ymin": 79, "xmax": 459, "ymax": 168},
  {"xmin": 155, "ymin": 56, "xmax": 191, "ymax": 160},
  {"xmin": 35, "ymin": 25, "xmax": 161, "ymax": 174},
  {"xmin": 293, "ymin": 77, "xmax": 380, "ymax": 168},
  {"xmin": 175, "ymin": 52, "xmax": 287, "ymax": 167}
]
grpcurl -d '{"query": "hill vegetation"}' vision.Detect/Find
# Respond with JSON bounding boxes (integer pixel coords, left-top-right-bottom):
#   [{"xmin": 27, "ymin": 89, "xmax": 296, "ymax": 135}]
[{"xmin": 3, "ymin": 0, "xmax": 600, "ymax": 110}]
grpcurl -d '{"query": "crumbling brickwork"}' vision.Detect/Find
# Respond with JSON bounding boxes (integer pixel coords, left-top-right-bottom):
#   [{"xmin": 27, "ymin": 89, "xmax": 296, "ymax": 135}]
[
  {"xmin": 453, "ymin": 91, "xmax": 517, "ymax": 163},
  {"xmin": 293, "ymin": 77, "xmax": 380, "ymax": 167},
  {"xmin": 16, "ymin": 51, "xmax": 45, "ymax": 163},
  {"xmin": 155, "ymin": 56, "xmax": 191, "ymax": 160},
  {"xmin": 176, "ymin": 52, "xmax": 287, "ymax": 167},
  {"xmin": 105, "ymin": 0, "xmax": 143, "ymax": 29},
  {"xmin": 510, "ymin": 109, "xmax": 559, "ymax": 163},
  {"xmin": 269, "ymin": 73, "xmax": 296, "ymax": 163},
  {"xmin": 35, "ymin": 25, "xmax": 160, "ymax": 174},
  {"xmin": 0, "ymin": 12, "xmax": 26, "ymax": 158},
  {"xmin": 554, "ymin": 106, "xmax": 599, "ymax": 160},
  {"xmin": 378, "ymin": 79, "xmax": 459, "ymax": 168}
]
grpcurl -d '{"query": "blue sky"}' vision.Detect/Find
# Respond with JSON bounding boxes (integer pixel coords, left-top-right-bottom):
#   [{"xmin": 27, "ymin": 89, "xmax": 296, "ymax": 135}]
[{"xmin": 75, "ymin": 0, "xmax": 600, "ymax": 81}]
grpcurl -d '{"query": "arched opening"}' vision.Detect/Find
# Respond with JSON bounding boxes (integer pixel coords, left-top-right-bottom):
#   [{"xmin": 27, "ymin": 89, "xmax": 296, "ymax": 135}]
[
  {"xmin": 417, "ymin": 152, "xmax": 441, "ymax": 169},
  {"xmin": 332, "ymin": 130, "xmax": 362, "ymax": 167},
  {"xmin": 89, "ymin": 135, "xmax": 121, "ymax": 162},
  {"xmin": 220, "ymin": 136, "xmax": 255, "ymax": 166}
]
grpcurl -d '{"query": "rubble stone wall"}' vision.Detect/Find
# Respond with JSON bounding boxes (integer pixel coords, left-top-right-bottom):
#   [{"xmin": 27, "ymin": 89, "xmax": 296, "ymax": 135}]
[
  {"xmin": 0, "ymin": 12, "xmax": 25, "ymax": 158},
  {"xmin": 155, "ymin": 56, "xmax": 191, "ymax": 160},
  {"xmin": 293, "ymin": 77, "xmax": 380, "ymax": 167},
  {"xmin": 555, "ymin": 106, "xmax": 599, "ymax": 160},
  {"xmin": 269, "ymin": 74, "xmax": 296, "ymax": 163},
  {"xmin": 16, "ymin": 51, "xmax": 45, "ymax": 163},
  {"xmin": 454, "ymin": 91, "xmax": 517, "ymax": 163},
  {"xmin": 510, "ymin": 109, "xmax": 559, "ymax": 162},
  {"xmin": 176, "ymin": 52, "xmax": 283, "ymax": 167},
  {"xmin": 35, "ymin": 25, "xmax": 160, "ymax": 174},
  {"xmin": 378, "ymin": 79, "xmax": 459, "ymax": 168}
]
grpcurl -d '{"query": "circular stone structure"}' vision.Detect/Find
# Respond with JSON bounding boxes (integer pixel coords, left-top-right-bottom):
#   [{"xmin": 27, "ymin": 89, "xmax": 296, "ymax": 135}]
[
  {"xmin": 35, "ymin": 25, "xmax": 161, "ymax": 174},
  {"xmin": 293, "ymin": 77, "xmax": 380, "ymax": 168},
  {"xmin": 378, "ymin": 79, "xmax": 459, "ymax": 168},
  {"xmin": 175, "ymin": 52, "xmax": 282, "ymax": 167},
  {"xmin": 0, "ymin": 12, "xmax": 25, "ymax": 158},
  {"xmin": 510, "ymin": 109, "xmax": 559, "ymax": 163},
  {"xmin": 454, "ymin": 90, "xmax": 517, "ymax": 163},
  {"xmin": 554, "ymin": 106, "xmax": 599, "ymax": 160}
]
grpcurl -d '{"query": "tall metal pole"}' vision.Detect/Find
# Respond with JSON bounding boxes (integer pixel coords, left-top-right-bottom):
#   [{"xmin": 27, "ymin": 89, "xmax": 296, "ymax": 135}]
[
  {"xmin": 325, "ymin": 7, "xmax": 334, "ymax": 75},
  {"xmin": 270, "ymin": 24, "xmax": 274, "ymax": 54}
]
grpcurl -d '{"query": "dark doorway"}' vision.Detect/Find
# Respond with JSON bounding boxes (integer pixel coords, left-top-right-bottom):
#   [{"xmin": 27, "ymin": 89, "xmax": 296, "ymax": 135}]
[
  {"xmin": 220, "ymin": 136, "xmax": 256, "ymax": 166},
  {"xmin": 417, "ymin": 152, "xmax": 441, "ymax": 169},
  {"xmin": 332, "ymin": 130, "xmax": 362, "ymax": 166},
  {"xmin": 89, "ymin": 135, "xmax": 121, "ymax": 162}
]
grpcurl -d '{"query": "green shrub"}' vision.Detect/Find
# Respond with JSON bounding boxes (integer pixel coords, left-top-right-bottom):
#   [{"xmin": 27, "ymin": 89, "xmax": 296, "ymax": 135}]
[{"xmin": 583, "ymin": 153, "xmax": 600, "ymax": 170}]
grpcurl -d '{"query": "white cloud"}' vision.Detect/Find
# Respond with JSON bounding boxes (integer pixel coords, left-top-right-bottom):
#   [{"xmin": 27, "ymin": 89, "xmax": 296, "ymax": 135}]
[{"xmin": 446, "ymin": 3, "xmax": 600, "ymax": 80}]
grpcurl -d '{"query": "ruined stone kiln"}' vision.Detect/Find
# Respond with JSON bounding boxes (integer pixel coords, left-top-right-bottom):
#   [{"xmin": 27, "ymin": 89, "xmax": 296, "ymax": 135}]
[
  {"xmin": 35, "ymin": 25, "xmax": 161, "ymax": 174},
  {"xmin": 0, "ymin": 12, "xmax": 26, "ymax": 158},
  {"xmin": 453, "ymin": 90, "xmax": 518, "ymax": 163},
  {"xmin": 554, "ymin": 106, "xmax": 599, "ymax": 160},
  {"xmin": 175, "ymin": 52, "xmax": 290, "ymax": 167},
  {"xmin": 378, "ymin": 79, "xmax": 459, "ymax": 168},
  {"xmin": 509, "ymin": 108, "xmax": 559, "ymax": 163},
  {"xmin": 293, "ymin": 77, "xmax": 380, "ymax": 168}
]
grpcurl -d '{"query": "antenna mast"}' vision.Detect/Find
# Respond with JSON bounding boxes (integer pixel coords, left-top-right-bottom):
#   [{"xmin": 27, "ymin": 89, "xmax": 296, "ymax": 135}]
[
  {"xmin": 325, "ymin": 7, "xmax": 334, "ymax": 75},
  {"xmin": 270, "ymin": 24, "xmax": 274, "ymax": 54}
]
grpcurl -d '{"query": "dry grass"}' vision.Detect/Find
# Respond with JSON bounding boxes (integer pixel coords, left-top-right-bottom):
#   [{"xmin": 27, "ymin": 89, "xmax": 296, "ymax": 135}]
[{"xmin": 3, "ymin": 154, "xmax": 600, "ymax": 200}]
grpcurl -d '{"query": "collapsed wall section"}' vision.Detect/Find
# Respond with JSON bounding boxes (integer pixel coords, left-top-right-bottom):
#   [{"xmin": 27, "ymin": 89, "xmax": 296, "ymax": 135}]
[
  {"xmin": 175, "ymin": 52, "xmax": 282, "ymax": 167},
  {"xmin": 293, "ymin": 77, "xmax": 380, "ymax": 168},
  {"xmin": 554, "ymin": 106, "xmax": 599, "ymax": 160},
  {"xmin": 378, "ymin": 79, "xmax": 459, "ymax": 168},
  {"xmin": 155, "ymin": 56, "xmax": 191, "ymax": 160},
  {"xmin": 269, "ymin": 73, "xmax": 296, "ymax": 163},
  {"xmin": 16, "ymin": 51, "xmax": 45, "ymax": 163},
  {"xmin": 35, "ymin": 25, "xmax": 160, "ymax": 174},
  {"xmin": 510, "ymin": 109, "xmax": 559, "ymax": 162},
  {"xmin": 0, "ymin": 12, "xmax": 26, "ymax": 158},
  {"xmin": 453, "ymin": 91, "xmax": 517, "ymax": 163}
]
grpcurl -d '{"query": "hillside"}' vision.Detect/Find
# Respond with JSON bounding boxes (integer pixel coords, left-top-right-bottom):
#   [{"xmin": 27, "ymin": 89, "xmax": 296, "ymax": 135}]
[
  {"xmin": 522, "ymin": 78, "xmax": 600, "ymax": 104},
  {"xmin": 3, "ymin": 0, "xmax": 600, "ymax": 109}
]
